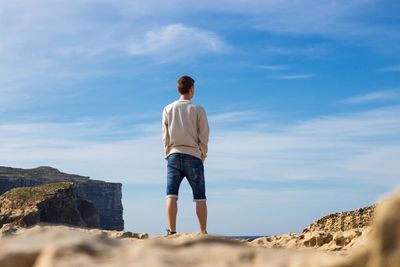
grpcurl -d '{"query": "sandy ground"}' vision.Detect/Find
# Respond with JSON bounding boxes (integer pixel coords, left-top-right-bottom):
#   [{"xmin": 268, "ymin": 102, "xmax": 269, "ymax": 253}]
[{"xmin": 0, "ymin": 191, "xmax": 399, "ymax": 267}]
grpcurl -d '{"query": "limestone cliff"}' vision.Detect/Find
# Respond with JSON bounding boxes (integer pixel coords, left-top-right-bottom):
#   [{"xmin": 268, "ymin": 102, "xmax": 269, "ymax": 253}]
[
  {"xmin": 0, "ymin": 166, "xmax": 123, "ymax": 230},
  {"xmin": 0, "ymin": 182, "xmax": 100, "ymax": 228}
]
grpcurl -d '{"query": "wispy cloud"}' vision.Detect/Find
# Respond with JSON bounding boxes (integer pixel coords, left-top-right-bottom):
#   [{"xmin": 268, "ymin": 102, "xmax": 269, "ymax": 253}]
[
  {"xmin": 0, "ymin": 120, "xmax": 164, "ymax": 183},
  {"xmin": 258, "ymin": 64, "xmax": 313, "ymax": 80},
  {"xmin": 209, "ymin": 106, "xmax": 400, "ymax": 185},
  {"xmin": 1, "ymin": 105, "xmax": 399, "ymax": 187},
  {"xmin": 274, "ymin": 74, "xmax": 314, "ymax": 80},
  {"xmin": 258, "ymin": 64, "xmax": 289, "ymax": 71},
  {"xmin": 126, "ymin": 23, "xmax": 228, "ymax": 62},
  {"xmin": 208, "ymin": 111, "xmax": 259, "ymax": 124},
  {"xmin": 380, "ymin": 65, "xmax": 400, "ymax": 72},
  {"xmin": 247, "ymin": 1, "xmax": 400, "ymax": 51},
  {"xmin": 342, "ymin": 90, "xmax": 400, "ymax": 104},
  {"xmin": 264, "ymin": 46, "xmax": 328, "ymax": 57}
]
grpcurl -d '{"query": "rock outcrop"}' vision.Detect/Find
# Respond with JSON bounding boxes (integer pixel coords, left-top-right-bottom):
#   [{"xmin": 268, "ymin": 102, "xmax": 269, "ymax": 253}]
[
  {"xmin": 0, "ymin": 191, "xmax": 399, "ymax": 267},
  {"xmin": 0, "ymin": 183, "xmax": 100, "ymax": 229},
  {"xmin": 303, "ymin": 205, "xmax": 375, "ymax": 233},
  {"xmin": 250, "ymin": 204, "xmax": 376, "ymax": 252},
  {"xmin": 0, "ymin": 166, "xmax": 123, "ymax": 230}
]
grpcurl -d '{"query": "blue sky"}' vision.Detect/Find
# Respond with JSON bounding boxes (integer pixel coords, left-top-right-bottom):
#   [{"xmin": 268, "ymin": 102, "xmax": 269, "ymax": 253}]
[{"xmin": 1, "ymin": 0, "xmax": 400, "ymax": 235}]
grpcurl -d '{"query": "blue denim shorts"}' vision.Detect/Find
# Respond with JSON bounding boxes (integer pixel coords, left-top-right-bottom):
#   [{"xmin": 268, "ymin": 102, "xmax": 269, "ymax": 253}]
[{"xmin": 166, "ymin": 153, "xmax": 206, "ymax": 202}]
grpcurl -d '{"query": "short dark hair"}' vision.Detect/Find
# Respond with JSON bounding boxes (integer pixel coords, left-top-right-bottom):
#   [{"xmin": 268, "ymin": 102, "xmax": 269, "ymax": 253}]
[{"xmin": 177, "ymin": 75, "xmax": 195, "ymax": 95}]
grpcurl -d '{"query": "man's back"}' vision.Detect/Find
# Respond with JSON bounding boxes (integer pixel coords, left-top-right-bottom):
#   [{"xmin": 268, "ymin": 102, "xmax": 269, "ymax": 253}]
[
  {"xmin": 163, "ymin": 75, "xmax": 209, "ymax": 236},
  {"xmin": 162, "ymin": 99, "xmax": 209, "ymax": 161}
]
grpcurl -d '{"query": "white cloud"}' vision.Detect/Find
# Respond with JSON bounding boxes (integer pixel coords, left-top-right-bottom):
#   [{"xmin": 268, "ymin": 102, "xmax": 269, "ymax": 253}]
[
  {"xmin": 208, "ymin": 111, "xmax": 259, "ymax": 124},
  {"xmin": 126, "ymin": 23, "xmax": 227, "ymax": 61},
  {"xmin": 264, "ymin": 46, "xmax": 328, "ymax": 57},
  {"xmin": 258, "ymin": 65, "xmax": 289, "ymax": 71},
  {"xmin": 342, "ymin": 90, "xmax": 400, "ymax": 104},
  {"xmin": 274, "ymin": 74, "xmax": 314, "ymax": 80},
  {"xmin": 380, "ymin": 65, "xmax": 400, "ymax": 72},
  {"xmin": 257, "ymin": 65, "xmax": 314, "ymax": 80}
]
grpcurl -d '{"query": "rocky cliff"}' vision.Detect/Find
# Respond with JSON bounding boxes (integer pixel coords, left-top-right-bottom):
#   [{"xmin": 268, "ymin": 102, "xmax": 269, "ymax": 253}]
[
  {"xmin": 0, "ymin": 182, "xmax": 100, "ymax": 228},
  {"xmin": 0, "ymin": 166, "xmax": 123, "ymax": 230}
]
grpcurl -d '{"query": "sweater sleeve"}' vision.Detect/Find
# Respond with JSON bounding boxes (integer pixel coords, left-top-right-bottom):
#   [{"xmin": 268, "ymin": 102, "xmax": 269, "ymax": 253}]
[
  {"xmin": 162, "ymin": 107, "xmax": 170, "ymax": 159},
  {"xmin": 197, "ymin": 107, "xmax": 210, "ymax": 162}
]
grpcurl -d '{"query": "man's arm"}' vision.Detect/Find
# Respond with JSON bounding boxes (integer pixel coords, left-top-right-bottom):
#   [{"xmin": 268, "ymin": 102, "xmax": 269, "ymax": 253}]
[
  {"xmin": 198, "ymin": 107, "xmax": 209, "ymax": 162},
  {"xmin": 162, "ymin": 108, "xmax": 170, "ymax": 159}
]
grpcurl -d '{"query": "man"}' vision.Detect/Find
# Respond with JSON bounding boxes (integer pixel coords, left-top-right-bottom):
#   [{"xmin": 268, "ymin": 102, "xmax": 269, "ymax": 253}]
[{"xmin": 162, "ymin": 75, "xmax": 209, "ymax": 235}]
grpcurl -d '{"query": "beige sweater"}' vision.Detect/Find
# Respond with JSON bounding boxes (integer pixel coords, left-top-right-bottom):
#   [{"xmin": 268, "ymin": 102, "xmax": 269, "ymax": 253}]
[{"xmin": 162, "ymin": 100, "xmax": 209, "ymax": 161}]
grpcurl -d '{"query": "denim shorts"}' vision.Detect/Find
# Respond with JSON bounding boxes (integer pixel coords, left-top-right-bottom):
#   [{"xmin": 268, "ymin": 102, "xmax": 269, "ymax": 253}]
[{"xmin": 166, "ymin": 153, "xmax": 206, "ymax": 202}]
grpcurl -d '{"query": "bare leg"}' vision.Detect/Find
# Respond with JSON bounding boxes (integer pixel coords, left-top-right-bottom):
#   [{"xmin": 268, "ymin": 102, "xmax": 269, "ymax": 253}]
[
  {"xmin": 196, "ymin": 201, "xmax": 207, "ymax": 234},
  {"xmin": 166, "ymin": 197, "xmax": 178, "ymax": 232}
]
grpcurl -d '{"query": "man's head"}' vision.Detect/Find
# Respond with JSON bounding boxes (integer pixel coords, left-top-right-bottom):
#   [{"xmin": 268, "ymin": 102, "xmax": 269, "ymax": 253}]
[{"xmin": 177, "ymin": 75, "xmax": 195, "ymax": 98}]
